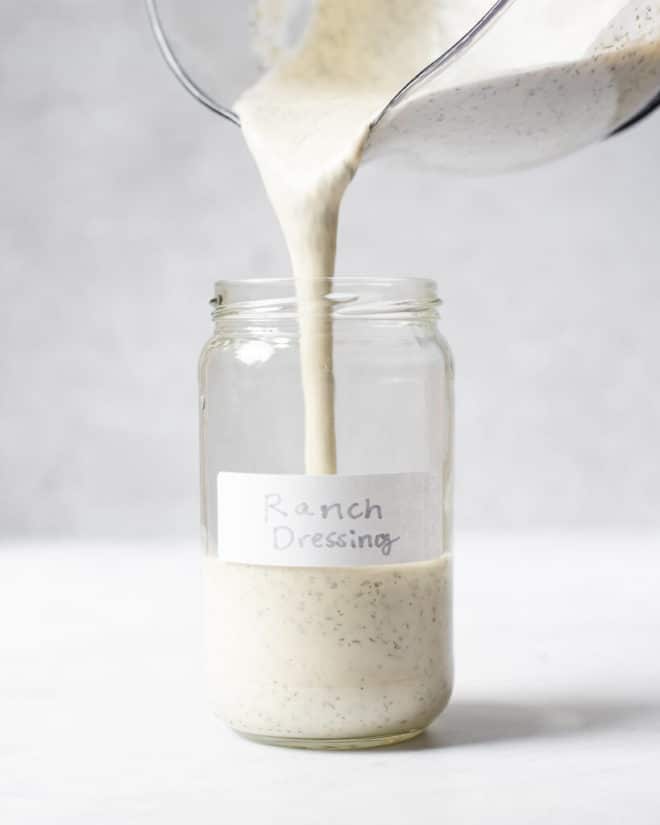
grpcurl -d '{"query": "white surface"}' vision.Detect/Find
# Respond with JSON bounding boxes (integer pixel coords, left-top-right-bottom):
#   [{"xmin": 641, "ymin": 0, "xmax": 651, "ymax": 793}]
[{"xmin": 1, "ymin": 535, "xmax": 659, "ymax": 824}]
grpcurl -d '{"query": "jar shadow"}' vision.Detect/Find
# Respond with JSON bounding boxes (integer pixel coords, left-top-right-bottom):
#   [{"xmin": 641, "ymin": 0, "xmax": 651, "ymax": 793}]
[{"xmin": 387, "ymin": 699, "xmax": 658, "ymax": 751}]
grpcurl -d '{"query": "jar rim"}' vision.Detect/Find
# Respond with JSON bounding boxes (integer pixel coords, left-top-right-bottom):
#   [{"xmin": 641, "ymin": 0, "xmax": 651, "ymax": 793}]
[{"xmin": 211, "ymin": 277, "xmax": 442, "ymax": 320}]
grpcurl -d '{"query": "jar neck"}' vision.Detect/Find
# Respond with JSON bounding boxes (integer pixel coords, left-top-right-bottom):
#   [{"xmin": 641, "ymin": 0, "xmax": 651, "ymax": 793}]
[{"xmin": 210, "ymin": 278, "xmax": 442, "ymax": 325}]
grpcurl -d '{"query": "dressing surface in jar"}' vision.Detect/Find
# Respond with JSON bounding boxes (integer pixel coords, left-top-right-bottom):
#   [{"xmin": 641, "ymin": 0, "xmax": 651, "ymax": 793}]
[{"xmin": 199, "ymin": 277, "xmax": 454, "ymax": 749}]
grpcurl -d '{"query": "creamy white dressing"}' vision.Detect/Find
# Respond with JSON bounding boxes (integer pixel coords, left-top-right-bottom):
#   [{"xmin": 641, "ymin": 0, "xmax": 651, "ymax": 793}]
[
  {"xmin": 205, "ymin": 556, "xmax": 452, "ymax": 741},
  {"xmin": 205, "ymin": 1, "xmax": 660, "ymax": 744},
  {"xmin": 237, "ymin": 0, "xmax": 450, "ymax": 472}
]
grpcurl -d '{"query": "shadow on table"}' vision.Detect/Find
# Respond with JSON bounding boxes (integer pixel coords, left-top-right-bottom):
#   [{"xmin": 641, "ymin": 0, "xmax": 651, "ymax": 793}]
[{"xmin": 389, "ymin": 699, "xmax": 658, "ymax": 751}]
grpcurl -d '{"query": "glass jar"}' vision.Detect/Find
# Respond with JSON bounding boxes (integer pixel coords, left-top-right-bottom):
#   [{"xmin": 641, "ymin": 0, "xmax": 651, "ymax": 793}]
[{"xmin": 199, "ymin": 277, "xmax": 454, "ymax": 749}]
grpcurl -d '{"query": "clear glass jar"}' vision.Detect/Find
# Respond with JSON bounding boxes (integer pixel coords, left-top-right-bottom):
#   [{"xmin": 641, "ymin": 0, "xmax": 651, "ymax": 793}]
[{"xmin": 199, "ymin": 277, "xmax": 454, "ymax": 749}]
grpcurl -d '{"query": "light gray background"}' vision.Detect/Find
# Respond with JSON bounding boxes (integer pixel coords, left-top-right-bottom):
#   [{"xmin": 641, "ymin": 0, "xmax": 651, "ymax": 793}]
[{"xmin": 1, "ymin": 1, "xmax": 659, "ymax": 540}]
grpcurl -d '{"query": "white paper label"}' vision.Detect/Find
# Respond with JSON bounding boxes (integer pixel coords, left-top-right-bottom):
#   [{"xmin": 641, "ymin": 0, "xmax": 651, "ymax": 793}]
[{"xmin": 216, "ymin": 472, "xmax": 443, "ymax": 567}]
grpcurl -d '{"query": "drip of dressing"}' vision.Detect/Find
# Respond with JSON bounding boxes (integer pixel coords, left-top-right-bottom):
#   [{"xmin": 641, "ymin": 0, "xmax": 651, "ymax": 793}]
[{"xmin": 236, "ymin": 0, "xmax": 660, "ymax": 472}]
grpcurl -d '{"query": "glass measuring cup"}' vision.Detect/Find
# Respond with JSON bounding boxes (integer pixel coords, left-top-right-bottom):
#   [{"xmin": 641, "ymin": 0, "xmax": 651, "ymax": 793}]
[{"xmin": 145, "ymin": 0, "xmax": 660, "ymax": 173}]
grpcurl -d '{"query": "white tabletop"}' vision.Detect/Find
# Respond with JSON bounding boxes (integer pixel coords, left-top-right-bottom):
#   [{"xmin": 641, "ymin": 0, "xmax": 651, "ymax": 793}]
[{"xmin": 2, "ymin": 536, "xmax": 659, "ymax": 824}]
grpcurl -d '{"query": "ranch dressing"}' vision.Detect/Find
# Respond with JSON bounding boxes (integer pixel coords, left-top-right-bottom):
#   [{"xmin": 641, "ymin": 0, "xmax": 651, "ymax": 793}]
[
  {"xmin": 205, "ymin": 557, "xmax": 452, "ymax": 741},
  {"xmin": 203, "ymin": 0, "xmax": 660, "ymax": 745},
  {"xmin": 214, "ymin": 3, "xmax": 453, "ymax": 736}
]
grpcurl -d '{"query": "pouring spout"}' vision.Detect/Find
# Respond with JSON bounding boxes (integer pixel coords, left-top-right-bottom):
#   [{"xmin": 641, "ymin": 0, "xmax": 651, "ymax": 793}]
[{"xmin": 612, "ymin": 89, "xmax": 660, "ymax": 135}]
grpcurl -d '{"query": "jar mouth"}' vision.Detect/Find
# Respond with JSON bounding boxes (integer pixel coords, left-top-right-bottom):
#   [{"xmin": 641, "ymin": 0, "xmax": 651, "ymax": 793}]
[{"xmin": 211, "ymin": 277, "xmax": 442, "ymax": 320}]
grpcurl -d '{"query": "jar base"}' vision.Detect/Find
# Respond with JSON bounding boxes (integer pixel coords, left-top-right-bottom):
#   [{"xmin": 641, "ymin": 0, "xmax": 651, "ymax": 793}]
[{"xmin": 234, "ymin": 727, "xmax": 425, "ymax": 750}]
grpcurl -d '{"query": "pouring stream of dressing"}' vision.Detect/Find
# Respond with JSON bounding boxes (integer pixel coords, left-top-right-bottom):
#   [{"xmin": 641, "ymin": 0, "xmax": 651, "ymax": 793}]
[
  {"xmin": 236, "ymin": 0, "xmax": 660, "ymax": 473},
  {"xmin": 236, "ymin": 0, "xmax": 452, "ymax": 473}
]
